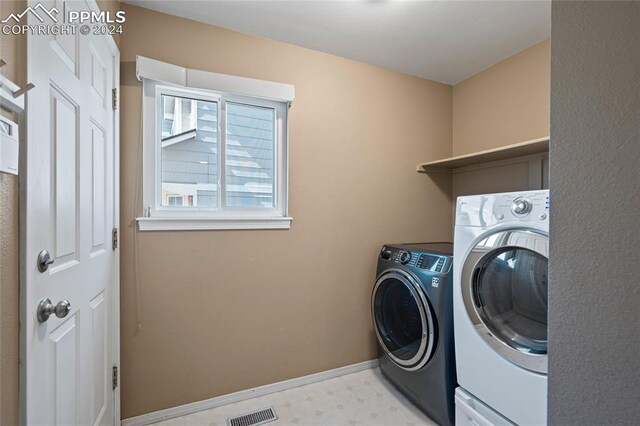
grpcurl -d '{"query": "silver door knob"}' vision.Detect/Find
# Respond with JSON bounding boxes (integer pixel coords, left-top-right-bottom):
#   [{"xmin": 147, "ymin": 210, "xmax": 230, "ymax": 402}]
[
  {"xmin": 37, "ymin": 249, "xmax": 54, "ymax": 272},
  {"xmin": 37, "ymin": 298, "xmax": 71, "ymax": 323}
]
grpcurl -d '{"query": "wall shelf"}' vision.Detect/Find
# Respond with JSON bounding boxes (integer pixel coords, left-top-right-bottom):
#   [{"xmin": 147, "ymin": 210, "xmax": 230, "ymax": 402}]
[{"xmin": 417, "ymin": 136, "xmax": 549, "ymax": 173}]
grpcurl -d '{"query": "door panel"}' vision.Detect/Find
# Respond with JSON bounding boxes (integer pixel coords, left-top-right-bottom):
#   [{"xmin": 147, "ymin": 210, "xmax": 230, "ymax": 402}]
[
  {"xmin": 89, "ymin": 45, "xmax": 107, "ymax": 104},
  {"xmin": 91, "ymin": 123, "xmax": 106, "ymax": 252},
  {"xmin": 90, "ymin": 292, "xmax": 107, "ymax": 425},
  {"xmin": 50, "ymin": 32, "xmax": 78, "ymax": 74},
  {"xmin": 24, "ymin": 0, "xmax": 119, "ymax": 424},
  {"xmin": 49, "ymin": 316, "xmax": 78, "ymax": 425},
  {"xmin": 52, "ymin": 89, "xmax": 79, "ymax": 263}
]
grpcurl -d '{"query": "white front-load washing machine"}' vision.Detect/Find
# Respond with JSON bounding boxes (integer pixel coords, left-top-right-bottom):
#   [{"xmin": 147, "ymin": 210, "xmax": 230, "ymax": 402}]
[{"xmin": 454, "ymin": 190, "xmax": 549, "ymax": 425}]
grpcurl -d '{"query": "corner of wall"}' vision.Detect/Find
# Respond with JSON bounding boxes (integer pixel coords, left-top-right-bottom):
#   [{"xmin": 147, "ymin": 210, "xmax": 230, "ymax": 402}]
[{"xmin": 452, "ymin": 38, "xmax": 551, "ymax": 156}]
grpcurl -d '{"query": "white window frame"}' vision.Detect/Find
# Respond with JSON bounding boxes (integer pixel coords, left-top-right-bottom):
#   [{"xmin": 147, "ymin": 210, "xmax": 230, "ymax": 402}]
[{"xmin": 135, "ymin": 56, "xmax": 293, "ymax": 231}]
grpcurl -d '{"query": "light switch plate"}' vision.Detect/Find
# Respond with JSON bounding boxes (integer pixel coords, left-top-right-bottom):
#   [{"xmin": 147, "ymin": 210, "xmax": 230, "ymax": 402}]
[
  {"xmin": 0, "ymin": 116, "xmax": 19, "ymax": 175},
  {"xmin": 0, "ymin": 75, "xmax": 24, "ymax": 113}
]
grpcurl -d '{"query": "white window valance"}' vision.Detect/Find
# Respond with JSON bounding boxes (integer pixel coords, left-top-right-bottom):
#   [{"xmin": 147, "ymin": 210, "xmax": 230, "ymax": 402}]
[{"xmin": 135, "ymin": 55, "xmax": 295, "ymax": 103}]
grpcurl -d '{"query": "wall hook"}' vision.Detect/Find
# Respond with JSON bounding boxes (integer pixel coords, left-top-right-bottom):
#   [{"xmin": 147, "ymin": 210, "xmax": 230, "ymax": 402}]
[
  {"xmin": 0, "ymin": 60, "xmax": 6, "ymax": 68},
  {"xmin": 13, "ymin": 83, "xmax": 35, "ymax": 98}
]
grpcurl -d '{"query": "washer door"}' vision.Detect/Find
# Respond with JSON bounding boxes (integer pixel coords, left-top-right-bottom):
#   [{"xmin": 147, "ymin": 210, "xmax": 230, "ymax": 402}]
[
  {"xmin": 372, "ymin": 269, "xmax": 435, "ymax": 371},
  {"xmin": 462, "ymin": 229, "xmax": 548, "ymax": 374}
]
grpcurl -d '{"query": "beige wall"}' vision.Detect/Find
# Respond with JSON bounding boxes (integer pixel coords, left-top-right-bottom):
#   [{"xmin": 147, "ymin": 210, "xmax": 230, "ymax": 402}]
[
  {"xmin": 0, "ymin": 2, "xmax": 25, "ymax": 424},
  {"xmin": 0, "ymin": 174, "xmax": 19, "ymax": 426},
  {"xmin": 453, "ymin": 161, "xmax": 533, "ymax": 198},
  {"xmin": 0, "ymin": 175, "xmax": 19, "ymax": 426},
  {"xmin": 118, "ymin": 5, "xmax": 453, "ymax": 418},
  {"xmin": 453, "ymin": 39, "xmax": 550, "ymax": 156},
  {"xmin": 96, "ymin": 0, "xmax": 121, "ymax": 47},
  {"xmin": 451, "ymin": 38, "xmax": 550, "ymax": 208}
]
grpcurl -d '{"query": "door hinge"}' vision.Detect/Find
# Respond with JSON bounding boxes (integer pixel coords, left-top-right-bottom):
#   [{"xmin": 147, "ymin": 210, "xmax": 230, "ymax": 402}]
[
  {"xmin": 112, "ymin": 88, "xmax": 118, "ymax": 110},
  {"xmin": 112, "ymin": 365, "xmax": 118, "ymax": 390},
  {"xmin": 112, "ymin": 228, "xmax": 118, "ymax": 250}
]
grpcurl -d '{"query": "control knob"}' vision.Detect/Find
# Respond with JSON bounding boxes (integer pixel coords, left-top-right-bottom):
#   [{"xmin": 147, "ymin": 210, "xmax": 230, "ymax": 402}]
[
  {"xmin": 399, "ymin": 251, "xmax": 411, "ymax": 265},
  {"xmin": 511, "ymin": 197, "xmax": 532, "ymax": 216}
]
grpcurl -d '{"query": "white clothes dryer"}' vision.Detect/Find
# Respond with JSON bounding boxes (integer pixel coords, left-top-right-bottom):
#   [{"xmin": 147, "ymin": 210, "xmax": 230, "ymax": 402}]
[{"xmin": 453, "ymin": 190, "xmax": 549, "ymax": 425}]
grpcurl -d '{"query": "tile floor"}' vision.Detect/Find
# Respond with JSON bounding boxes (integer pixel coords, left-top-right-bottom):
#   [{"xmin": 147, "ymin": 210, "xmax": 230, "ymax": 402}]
[{"xmin": 152, "ymin": 368, "xmax": 437, "ymax": 426}]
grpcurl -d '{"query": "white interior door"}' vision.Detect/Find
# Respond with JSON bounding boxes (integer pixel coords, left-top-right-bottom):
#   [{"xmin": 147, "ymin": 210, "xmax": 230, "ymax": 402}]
[{"xmin": 22, "ymin": 0, "xmax": 120, "ymax": 424}]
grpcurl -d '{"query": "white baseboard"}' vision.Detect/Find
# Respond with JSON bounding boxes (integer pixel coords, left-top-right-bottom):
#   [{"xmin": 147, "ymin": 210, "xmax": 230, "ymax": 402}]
[{"xmin": 121, "ymin": 359, "xmax": 379, "ymax": 426}]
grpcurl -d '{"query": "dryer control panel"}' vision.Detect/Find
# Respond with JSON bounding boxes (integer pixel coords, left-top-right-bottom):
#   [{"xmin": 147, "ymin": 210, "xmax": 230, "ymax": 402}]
[{"xmin": 456, "ymin": 190, "xmax": 549, "ymax": 227}]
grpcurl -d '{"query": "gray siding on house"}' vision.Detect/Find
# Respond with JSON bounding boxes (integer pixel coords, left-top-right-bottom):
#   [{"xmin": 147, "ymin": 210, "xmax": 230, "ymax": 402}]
[
  {"xmin": 162, "ymin": 140, "xmax": 217, "ymax": 185},
  {"xmin": 226, "ymin": 102, "xmax": 275, "ymax": 208},
  {"xmin": 161, "ymin": 98, "xmax": 219, "ymax": 208},
  {"xmin": 196, "ymin": 190, "xmax": 217, "ymax": 208},
  {"xmin": 161, "ymin": 97, "xmax": 278, "ymax": 209}
]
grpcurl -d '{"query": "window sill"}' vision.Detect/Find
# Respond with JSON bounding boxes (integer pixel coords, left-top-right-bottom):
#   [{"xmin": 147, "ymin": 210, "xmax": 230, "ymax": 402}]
[{"xmin": 136, "ymin": 216, "xmax": 293, "ymax": 231}]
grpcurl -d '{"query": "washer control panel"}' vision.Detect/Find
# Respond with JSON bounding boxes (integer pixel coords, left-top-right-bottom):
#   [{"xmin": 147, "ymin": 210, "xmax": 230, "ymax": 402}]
[
  {"xmin": 416, "ymin": 254, "xmax": 446, "ymax": 272},
  {"xmin": 399, "ymin": 251, "xmax": 411, "ymax": 265},
  {"xmin": 380, "ymin": 246, "xmax": 450, "ymax": 273}
]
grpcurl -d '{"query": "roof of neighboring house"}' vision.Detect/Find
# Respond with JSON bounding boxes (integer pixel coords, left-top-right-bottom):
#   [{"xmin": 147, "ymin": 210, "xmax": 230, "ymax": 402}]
[{"xmin": 161, "ymin": 128, "xmax": 197, "ymax": 148}]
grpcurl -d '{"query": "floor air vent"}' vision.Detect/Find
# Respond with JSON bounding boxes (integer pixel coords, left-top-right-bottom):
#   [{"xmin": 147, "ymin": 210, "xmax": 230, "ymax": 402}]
[{"xmin": 227, "ymin": 407, "xmax": 278, "ymax": 426}]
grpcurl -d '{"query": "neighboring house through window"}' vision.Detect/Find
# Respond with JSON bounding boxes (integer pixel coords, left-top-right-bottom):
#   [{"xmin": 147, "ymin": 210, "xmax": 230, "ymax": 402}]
[{"xmin": 136, "ymin": 56, "xmax": 294, "ymax": 231}]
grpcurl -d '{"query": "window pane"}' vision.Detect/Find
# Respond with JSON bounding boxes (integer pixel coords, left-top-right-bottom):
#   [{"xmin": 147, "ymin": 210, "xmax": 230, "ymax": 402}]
[
  {"xmin": 226, "ymin": 102, "xmax": 275, "ymax": 208},
  {"xmin": 160, "ymin": 94, "xmax": 218, "ymax": 209}
]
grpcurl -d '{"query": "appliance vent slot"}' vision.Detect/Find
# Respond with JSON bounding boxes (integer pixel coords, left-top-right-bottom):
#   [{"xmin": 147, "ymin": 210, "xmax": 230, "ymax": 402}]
[{"xmin": 227, "ymin": 407, "xmax": 277, "ymax": 426}]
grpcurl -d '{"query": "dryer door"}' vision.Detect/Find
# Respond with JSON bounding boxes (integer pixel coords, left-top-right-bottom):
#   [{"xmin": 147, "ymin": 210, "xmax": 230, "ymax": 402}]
[
  {"xmin": 461, "ymin": 229, "xmax": 548, "ymax": 374},
  {"xmin": 372, "ymin": 269, "xmax": 435, "ymax": 371}
]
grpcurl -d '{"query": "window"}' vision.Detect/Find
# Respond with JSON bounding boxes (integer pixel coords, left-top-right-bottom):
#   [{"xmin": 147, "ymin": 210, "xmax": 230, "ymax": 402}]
[
  {"xmin": 167, "ymin": 195, "xmax": 185, "ymax": 206},
  {"xmin": 160, "ymin": 92, "xmax": 218, "ymax": 210},
  {"xmin": 136, "ymin": 56, "xmax": 294, "ymax": 231}
]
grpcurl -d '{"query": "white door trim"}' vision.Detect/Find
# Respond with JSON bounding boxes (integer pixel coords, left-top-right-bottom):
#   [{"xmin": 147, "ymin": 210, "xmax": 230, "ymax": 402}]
[{"xmin": 108, "ymin": 31, "xmax": 122, "ymax": 426}]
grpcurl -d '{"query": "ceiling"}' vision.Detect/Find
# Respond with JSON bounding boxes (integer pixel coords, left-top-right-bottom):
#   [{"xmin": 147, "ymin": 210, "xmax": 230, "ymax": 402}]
[{"xmin": 123, "ymin": 1, "xmax": 551, "ymax": 85}]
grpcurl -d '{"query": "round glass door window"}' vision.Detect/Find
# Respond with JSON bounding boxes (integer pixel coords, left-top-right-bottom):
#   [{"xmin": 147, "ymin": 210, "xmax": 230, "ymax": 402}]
[
  {"xmin": 372, "ymin": 272, "xmax": 434, "ymax": 370},
  {"xmin": 473, "ymin": 247, "xmax": 548, "ymax": 354}
]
